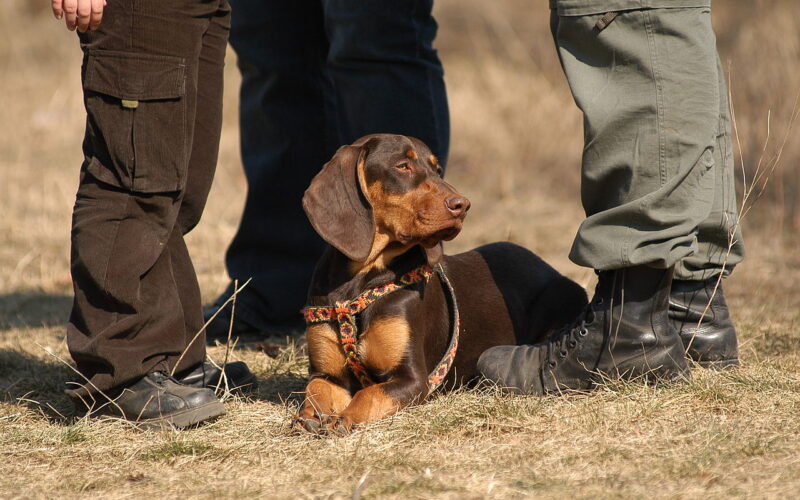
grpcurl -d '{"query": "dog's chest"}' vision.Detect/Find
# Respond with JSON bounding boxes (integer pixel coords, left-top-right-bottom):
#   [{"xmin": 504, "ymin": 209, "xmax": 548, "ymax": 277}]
[
  {"xmin": 306, "ymin": 316, "xmax": 411, "ymax": 378},
  {"xmin": 359, "ymin": 316, "xmax": 412, "ymax": 374}
]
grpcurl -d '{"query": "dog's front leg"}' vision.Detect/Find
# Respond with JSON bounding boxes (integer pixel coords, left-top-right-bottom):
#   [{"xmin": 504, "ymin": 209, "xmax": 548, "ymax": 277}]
[
  {"xmin": 293, "ymin": 377, "xmax": 352, "ymax": 434},
  {"xmin": 322, "ymin": 376, "xmax": 427, "ymax": 435}
]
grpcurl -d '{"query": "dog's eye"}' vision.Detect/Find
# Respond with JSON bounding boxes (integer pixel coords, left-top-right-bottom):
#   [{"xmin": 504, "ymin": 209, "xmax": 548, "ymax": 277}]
[
  {"xmin": 436, "ymin": 167, "xmax": 443, "ymax": 177},
  {"xmin": 394, "ymin": 162, "xmax": 411, "ymax": 172}
]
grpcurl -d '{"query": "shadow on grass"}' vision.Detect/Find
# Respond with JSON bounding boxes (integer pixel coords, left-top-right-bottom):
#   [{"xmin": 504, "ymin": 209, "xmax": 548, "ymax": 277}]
[
  {"xmin": 1, "ymin": 302, "xmax": 310, "ymax": 418},
  {"xmin": 0, "ymin": 349, "xmax": 75, "ymax": 421},
  {"xmin": 0, "ymin": 292, "xmax": 72, "ymax": 331},
  {"xmin": 213, "ymin": 333, "xmax": 310, "ymax": 406},
  {"xmin": 251, "ymin": 370, "xmax": 307, "ymax": 406},
  {"xmin": 753, "ymin": 331, "xmax": 800, "ymax": 357}
]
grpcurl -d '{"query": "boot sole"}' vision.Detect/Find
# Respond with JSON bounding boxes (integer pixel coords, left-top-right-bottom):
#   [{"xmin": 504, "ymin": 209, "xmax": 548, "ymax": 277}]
[
  {"xmin": 696, "ymin": 358, "xmax": 739, "ymax": 370},
  {"xmin": 606, "ymin": 340, "xmax": 692, "ymax": 385}
]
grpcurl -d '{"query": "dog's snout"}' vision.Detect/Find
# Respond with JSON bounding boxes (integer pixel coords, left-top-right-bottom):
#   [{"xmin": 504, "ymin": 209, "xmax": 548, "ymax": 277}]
[{"xmin": 445, "ymin": 195, "xmax": 470, "ymax": 217}]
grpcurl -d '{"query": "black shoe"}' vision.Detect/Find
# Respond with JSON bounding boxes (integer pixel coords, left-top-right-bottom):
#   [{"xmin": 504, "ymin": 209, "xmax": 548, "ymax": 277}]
[
  {"xmin": 89, "ymin": 371, "xmax": 225, "ymax": 429},
  {"xmin": 203, "ymin": 292, "xmax": 305, "ymax": 346},
  {"xmin": 669, "ymin": 277, "xmax": 739, "ymax": 368},
  {"xmin": 203, "ymin": 302, "xmax": 266, "ymax": 345},
  {"xmin": 477, "ymin": 265, "xmax": 691, "ymax": 394},
  {"xmin": 175, "ymin": 361, "xmax": 257, "ymax": 394}
]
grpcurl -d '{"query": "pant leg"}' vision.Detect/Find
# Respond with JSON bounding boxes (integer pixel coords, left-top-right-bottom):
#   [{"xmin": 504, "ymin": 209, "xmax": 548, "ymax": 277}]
[
  {"xmin": 172, "ymin": 4, "xmax": 232, "ymax": 360},
  {"xmin": 67, "ymin": 0, "xmax": 229, "ymax": 400},
  {"xmin": 323, "ymin": 0, "xmax": 450, "ymax": 166},
  {"xmin": 674, "ymin": 55, "xmax": 745, "ymax": 280},
  {"xmin": 551, "ymin": 6, "xmax": 725, "ymax": 271},
  {"xmin": 223, "ymin": 0, "xmax": 335, "ymax": 333},
  {"xmin": 221, "ymin": 0, "xmax": 450, "ymax": 332},
  {"xmin": 177, "ymin": 3, "xmax": 232, "ymax": 236}
]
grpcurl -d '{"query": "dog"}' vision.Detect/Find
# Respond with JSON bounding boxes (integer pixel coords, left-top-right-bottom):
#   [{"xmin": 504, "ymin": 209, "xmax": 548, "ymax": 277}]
[{"xmin": 293, "ymin": 134, "xmax": 587, "ymax": 434}]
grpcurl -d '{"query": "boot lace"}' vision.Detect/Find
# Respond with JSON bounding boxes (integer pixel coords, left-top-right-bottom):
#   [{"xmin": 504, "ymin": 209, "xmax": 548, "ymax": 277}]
[
  {"xmin": 546, "ymin": 297, "xmax": 601, "ymax": 367},
  {"xmin": 150, "ymin": 371, "xmax": 180, "ymax": 386}
]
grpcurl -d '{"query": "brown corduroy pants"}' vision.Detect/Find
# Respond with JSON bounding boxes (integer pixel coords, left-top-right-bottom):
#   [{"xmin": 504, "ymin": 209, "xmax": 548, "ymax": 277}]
[{"xmin": 66, "ymin": 0, "xmax": 231, "ymax": 402}]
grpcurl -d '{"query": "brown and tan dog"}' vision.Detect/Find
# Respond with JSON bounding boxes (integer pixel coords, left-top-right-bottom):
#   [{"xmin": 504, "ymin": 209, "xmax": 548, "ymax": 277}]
[{"xmin": 293, "ymin": 134, "xmax": 587, "ymax": 434}]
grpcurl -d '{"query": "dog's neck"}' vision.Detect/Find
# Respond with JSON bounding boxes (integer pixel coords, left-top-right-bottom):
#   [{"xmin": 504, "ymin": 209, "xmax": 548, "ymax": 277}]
[
  {"xmin": 307, "ymin": 245, "xmax": 427, "ymax": 306},
  {"xmin": 348, "ymin": 233, "xmax": 413, "ymax": 276}
]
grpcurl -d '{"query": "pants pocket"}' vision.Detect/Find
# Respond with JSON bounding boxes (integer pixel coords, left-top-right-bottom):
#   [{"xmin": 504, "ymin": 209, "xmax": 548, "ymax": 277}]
[{"xmin": 83, "ymin": 50, "xmax": 188, "ymax": 193}]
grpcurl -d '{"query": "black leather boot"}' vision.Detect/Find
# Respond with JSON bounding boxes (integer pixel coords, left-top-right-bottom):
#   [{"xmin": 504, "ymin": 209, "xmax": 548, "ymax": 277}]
[
  {"xmin": 92, "ymin": 371, "xmax": 226, "ymax": 429},
  {"xmin": 669, "ymin": 277, "xmax": 739, "ymax": 368},
  {"xmin": 477, "ymin": 265, "xmax": 690, "ymax": 394},
  {"xmin": 176, "ymin": 361, "xmax": 257, "ymax": 394}
]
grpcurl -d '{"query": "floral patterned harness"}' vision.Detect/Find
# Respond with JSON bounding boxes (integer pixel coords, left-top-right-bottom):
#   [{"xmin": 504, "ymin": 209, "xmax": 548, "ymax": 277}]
[{"xmin": 303, "ymin": 264, "xmax": 460, "ymax": 396}]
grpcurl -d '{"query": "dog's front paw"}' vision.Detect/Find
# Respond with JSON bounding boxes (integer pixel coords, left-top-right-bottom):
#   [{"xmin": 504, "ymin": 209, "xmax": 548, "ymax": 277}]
[
  {"xmin": 321, "ymin": 414, "xmax": 357, "ymax": 436},
  {"xmin": 291, "ymin": 414, "xmax": 325, "ymax": 434}
]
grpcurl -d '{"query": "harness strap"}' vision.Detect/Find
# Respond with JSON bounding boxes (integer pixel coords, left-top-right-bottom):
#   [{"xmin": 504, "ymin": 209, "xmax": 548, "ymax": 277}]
[
  {"xmin": 304, "ymin": 263, "xmax": 460, "ymax": 396},
  {"xmin": 425, "ymin": 266, "xmax": 460, "ymax": 395}
]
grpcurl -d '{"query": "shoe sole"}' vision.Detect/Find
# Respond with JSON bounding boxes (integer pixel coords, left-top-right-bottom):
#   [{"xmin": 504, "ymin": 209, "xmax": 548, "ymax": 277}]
[
  {"xmin": 100, "ymin": 400, "xmax": 227, "ymax": 430},
  {"xmin": 209, "ymin": 373, "xmax": 258, "ymax": 395},
  {"xmin": 235, "ymin": 373, "xmax": 258, "ymax": 392}
]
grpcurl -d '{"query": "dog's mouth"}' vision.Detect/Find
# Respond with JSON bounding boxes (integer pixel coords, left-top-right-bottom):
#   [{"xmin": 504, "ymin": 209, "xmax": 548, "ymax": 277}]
[
  {"xmin": 394, "ymin": 208, "xmax": 466, "ymax": 248},
  {"xmin": 396, "ymin": 225, "xmax": 461, "ymax": 247},
  {"xmin": 417, "ymin": 220, "xmax": 463, "ymax": 248}
]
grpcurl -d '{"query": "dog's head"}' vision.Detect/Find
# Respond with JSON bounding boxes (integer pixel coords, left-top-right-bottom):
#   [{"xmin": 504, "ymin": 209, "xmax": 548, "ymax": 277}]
[{"xmin": 303, "ymin": 134, "xmax": 470, "ymax": 267}]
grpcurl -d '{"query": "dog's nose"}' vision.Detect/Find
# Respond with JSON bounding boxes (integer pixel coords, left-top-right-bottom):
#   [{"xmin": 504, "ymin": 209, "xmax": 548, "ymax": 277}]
[{"xmin": 445, "ymin": 195, "xmax": 471, "ymax": 217}]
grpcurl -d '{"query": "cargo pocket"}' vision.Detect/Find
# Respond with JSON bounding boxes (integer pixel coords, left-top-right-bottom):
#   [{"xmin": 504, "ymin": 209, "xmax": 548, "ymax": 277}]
[{"xmin": 83, "ymin": 50, "xmax": 188, "ymax": 193}]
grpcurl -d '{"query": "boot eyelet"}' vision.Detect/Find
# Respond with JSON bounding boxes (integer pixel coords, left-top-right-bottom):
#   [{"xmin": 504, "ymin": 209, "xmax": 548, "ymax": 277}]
[
  {"xmin": 548, "ymin": 360, "xmax": 557, "ymax": 368},
  {"xmin": 578, "ymin": 327, "xmax": 588, "ymax": 337},
  {"xmin": 558, "ymin": 350, "xmax": 567, "ymax": 358},
  {"xmin": 568, "ymin": 340, "xmax": 577, "ymax": 348}
]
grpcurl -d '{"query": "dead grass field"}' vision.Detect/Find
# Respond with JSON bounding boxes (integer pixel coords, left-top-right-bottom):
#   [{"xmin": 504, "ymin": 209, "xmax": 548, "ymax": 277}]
[{"xmin": 2, "ymin": 1, "xmax": 799, "ymax": 498}]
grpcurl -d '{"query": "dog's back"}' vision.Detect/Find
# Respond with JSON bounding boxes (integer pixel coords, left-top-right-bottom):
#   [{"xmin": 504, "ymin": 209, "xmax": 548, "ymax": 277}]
[{"xmin": 429, "ymin": 242, "xmax": 588, "ymax": 383}]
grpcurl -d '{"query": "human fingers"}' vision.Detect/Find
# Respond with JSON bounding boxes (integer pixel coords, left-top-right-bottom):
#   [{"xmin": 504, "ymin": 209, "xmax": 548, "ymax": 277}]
[
  {"xmin": 52, "ymin": 0, "xmax": 64, "ymax": 20},
  {"xmin": 62, "ymin": 0, "xmax": 78, "ymax": 30},
  {"xmin": 88, "ymin": 0, "xmax": 104, "ymax": 30},
  {"xmin": 76, "ymin": 0, "xmax": 93, "ymax": 32}
]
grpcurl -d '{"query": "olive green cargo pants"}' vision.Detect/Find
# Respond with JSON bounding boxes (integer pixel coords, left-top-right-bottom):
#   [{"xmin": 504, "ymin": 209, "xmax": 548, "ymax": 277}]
[{"xmin": 550, "ymin": 1, "xmax": 744, "ymax": 280}]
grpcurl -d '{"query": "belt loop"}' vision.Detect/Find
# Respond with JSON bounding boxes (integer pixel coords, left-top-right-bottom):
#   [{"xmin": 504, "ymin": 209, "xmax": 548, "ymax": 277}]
[{"xmin": 595, "ymin": 11, "xmax": 619, "ymax": 31}]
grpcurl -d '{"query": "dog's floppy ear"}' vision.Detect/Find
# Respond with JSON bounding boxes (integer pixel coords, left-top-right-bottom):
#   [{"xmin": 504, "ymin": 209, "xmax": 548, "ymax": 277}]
[{"xmin": 303, "ymin": 142, "xmax": 375, "ymax": 262}]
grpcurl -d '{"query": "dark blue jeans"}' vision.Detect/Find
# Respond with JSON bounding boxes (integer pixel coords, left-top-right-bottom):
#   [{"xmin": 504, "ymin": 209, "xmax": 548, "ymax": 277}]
[{"xmin": 221, "ymin": 0, "xmax": 450, "ymax": 332}]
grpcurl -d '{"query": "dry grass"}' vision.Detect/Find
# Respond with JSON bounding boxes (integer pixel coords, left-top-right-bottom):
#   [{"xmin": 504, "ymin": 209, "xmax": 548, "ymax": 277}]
[{"xmin": 2, "ymin": 1, "xmax": 800, "ymax": 498}]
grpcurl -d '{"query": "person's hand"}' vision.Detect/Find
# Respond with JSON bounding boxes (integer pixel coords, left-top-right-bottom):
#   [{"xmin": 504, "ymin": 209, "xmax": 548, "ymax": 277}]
[{"xmin": 52, "ymin": 0, "xmax": 107, "ymax": 32}]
